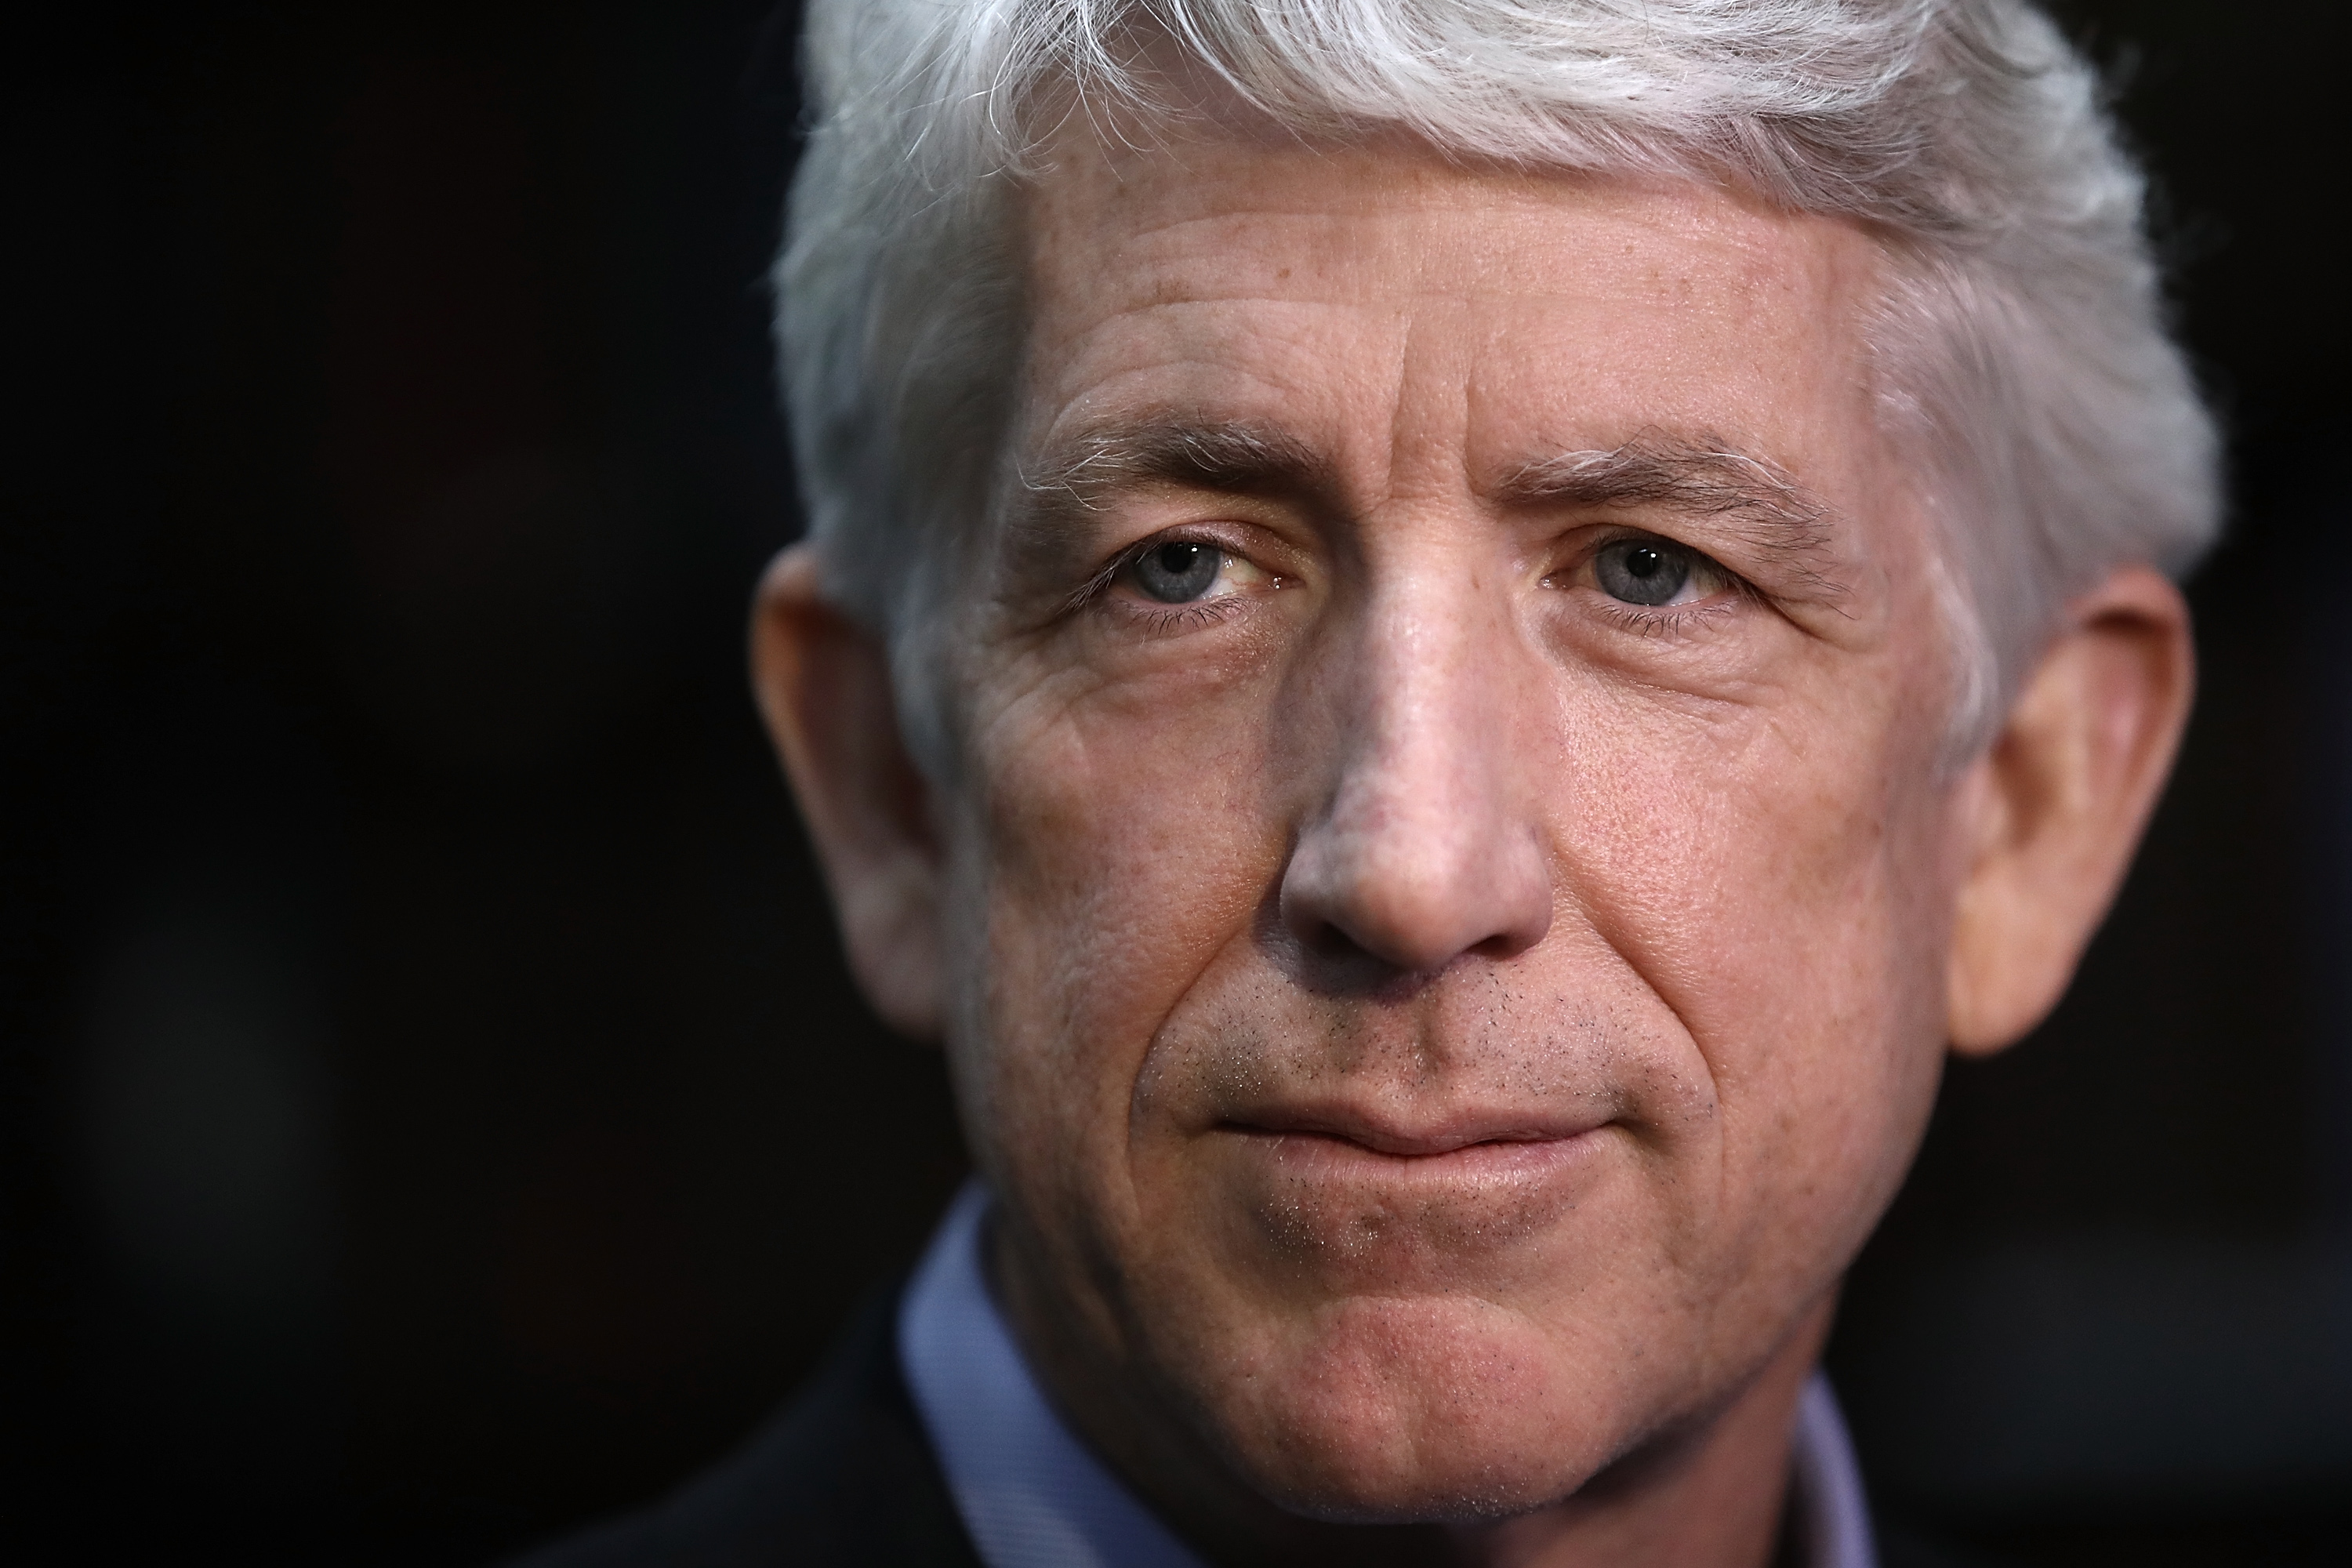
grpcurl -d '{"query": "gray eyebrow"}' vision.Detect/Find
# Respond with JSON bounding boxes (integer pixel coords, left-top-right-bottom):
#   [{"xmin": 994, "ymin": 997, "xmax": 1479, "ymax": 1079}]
[
  {"xmin": 1019, "ymin": 416, "xmax": 1327, "ymax": 515},
  {"xmin": 1497, "ymin": 431, "xmax": 1845, "ymax": 592},
  {"xmin": 999, "ymin": 421, "xmax": 1846, "ymax": 601},
  {"xmin": 996, "ymin": 416, "xmax": 1331, "ymax": 600}
]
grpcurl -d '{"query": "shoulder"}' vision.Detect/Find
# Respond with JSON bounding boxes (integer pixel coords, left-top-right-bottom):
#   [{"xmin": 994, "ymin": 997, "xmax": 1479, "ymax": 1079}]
[{"xmin": 510, "ymin": 1282, "xmax": 984, "ymax": 1568}]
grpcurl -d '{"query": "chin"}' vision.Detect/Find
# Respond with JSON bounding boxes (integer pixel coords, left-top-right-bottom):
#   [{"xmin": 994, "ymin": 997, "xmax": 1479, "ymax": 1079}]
[{"xmin": 1183, "ymin": 1291, "xmax": 1637, "ymax": 1524}]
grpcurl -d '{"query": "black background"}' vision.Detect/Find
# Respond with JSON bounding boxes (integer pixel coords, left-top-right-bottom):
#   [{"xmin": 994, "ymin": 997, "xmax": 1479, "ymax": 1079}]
[{"xmin": 5, "ymin": 3, "xmax": 2348, "ymax": 1563}]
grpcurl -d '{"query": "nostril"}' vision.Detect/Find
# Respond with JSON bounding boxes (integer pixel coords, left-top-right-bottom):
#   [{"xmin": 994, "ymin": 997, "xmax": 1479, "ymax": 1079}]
[
  {"xmin": 1287, "ymin": 918, "xmax": 1420, "ymax": 995},
  {"xmin": 1276, "ymin": 821, "xmax": 1553, "ymax": 985},
  {"xmin": 1471, "ymin": 913, "xmax": 1548, "ymax": 963}
]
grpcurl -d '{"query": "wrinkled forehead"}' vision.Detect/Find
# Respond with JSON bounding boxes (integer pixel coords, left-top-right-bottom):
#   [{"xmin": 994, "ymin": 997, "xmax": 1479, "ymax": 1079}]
[{"xmin": 1009, "ymin": 121, "xmax": 1905, "ymax": 528}]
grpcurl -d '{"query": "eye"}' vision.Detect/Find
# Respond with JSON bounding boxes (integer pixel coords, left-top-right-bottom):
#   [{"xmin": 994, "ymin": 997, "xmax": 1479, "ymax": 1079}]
[
  {"xmin": 1129, "ymin": 540, "xmax": 1228, "ymax": 604},
  {"xmin": 1591, "ymin": 537, "xmax": 1721, "ymax": 608},
  {"xmin": 1093, "ymin": 532, "xmax": 1277, "ymax": 623}
]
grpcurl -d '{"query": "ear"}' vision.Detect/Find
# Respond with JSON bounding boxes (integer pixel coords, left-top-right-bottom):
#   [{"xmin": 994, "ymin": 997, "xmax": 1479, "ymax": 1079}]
[
  {"xmin": 1946, "ymin": 564, "xmax": 2195, "ymax": 1055},
  {"xmin": 750, "ymin": 543, "xmax": 944, "ymax": 1040}
]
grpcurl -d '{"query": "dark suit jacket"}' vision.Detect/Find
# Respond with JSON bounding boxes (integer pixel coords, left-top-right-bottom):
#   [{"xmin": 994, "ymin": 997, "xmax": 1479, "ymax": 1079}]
[
  {"xmin": 514, "ymin": 1282, "xmax": 1994, "ymax": 1568},
  {"xmin": 514, "ymin": 1284, "xmax": 984, "ymax": 1568}
]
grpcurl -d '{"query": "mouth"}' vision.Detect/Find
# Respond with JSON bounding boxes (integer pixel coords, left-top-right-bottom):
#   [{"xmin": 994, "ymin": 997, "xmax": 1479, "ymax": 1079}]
[
  {"xmin": 1203, "ymin": 1104, "xmax": 1613, "ymax": 1272},
  {"xmin": 1214, "ymin": 1106, "xmax": 1607, "ymax": 1173}
]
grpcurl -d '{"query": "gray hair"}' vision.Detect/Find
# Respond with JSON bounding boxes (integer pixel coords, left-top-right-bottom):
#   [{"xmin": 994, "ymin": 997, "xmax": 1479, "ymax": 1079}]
[{"xmin": 775, "ymin": 0, "xmax": 2220, "ymax": 760}]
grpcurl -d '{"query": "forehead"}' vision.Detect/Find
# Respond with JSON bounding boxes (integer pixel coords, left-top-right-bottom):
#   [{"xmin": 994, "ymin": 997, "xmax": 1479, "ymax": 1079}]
[{"xmin": 1018, "ymin": 129, "xmax": 1893, "ymax": 495}]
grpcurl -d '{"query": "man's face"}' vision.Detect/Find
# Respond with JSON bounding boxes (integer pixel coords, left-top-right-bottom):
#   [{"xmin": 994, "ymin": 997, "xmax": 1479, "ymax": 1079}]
[{"xmin": 933, "ymin": 132, "xmax": 1965, "ymax": 1516}]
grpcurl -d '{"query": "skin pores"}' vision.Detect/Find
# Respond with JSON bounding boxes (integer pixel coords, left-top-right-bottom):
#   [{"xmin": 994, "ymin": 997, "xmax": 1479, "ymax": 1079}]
[{"xmin": 929, "ymin": 130, "xmax": 1966, "ymax": 1539}]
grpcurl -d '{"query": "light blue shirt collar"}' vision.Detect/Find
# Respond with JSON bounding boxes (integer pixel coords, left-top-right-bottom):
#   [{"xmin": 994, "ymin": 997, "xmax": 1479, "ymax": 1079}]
[{"xmin": 901, "ymin": 1180, "xmax": 1878, "ymax": 1568}]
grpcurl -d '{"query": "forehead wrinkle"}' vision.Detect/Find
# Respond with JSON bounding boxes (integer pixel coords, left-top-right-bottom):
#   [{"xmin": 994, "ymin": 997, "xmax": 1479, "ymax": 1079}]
[{"xmin": 1497, "ymin": 430, "xmax": 1851, "ymax": 603}]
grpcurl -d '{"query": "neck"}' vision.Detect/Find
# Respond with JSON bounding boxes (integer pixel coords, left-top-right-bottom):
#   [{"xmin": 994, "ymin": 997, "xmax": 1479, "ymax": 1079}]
[{"xmin": 993, "ymin": 1228, "xmax": 1835, "ymax": 1568}]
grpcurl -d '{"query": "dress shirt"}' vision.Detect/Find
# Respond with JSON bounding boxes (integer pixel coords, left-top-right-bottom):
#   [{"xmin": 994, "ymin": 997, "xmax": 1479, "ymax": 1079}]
[{"xmin": 901, "ymin": 1181, "xmax": 1878, "ymax": 1568}]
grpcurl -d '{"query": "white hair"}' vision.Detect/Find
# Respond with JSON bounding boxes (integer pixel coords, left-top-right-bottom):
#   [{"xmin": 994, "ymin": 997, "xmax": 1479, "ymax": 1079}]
[{"xmin": 775, "ymin": 0, "xmax": 2220, "ymax": 760}]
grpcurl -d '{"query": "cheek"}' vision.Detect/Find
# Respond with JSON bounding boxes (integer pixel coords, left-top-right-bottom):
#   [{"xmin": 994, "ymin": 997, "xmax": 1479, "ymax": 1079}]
[
  {"xmin": 949, "ymin": 669, "xmax": 1290, "ymax": 1174},
  {"xmin": 1577, "ymin": 679, "xmax": 1953, "ymax": 1253}
]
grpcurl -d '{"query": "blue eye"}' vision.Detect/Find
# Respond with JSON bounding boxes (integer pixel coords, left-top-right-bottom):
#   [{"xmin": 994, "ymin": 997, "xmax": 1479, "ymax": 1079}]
[
  {"xmin": 1132, "ymin": 541, "xmax": 1222, "ymax": 603},
  {"xmin": 1595, "ymin": 539, "xmax": 1694, "ymax": 606}
]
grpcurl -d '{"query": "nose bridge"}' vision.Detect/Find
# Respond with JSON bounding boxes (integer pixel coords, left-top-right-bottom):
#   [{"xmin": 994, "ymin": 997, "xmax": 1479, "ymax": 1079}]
[
  {"xmin": 1279, "ymin": 541, "xmax": 1554, "ymax": 976},
  {"xmin": 1350, "ymin": 565, "xmax": 1510, "ymax": 825}
]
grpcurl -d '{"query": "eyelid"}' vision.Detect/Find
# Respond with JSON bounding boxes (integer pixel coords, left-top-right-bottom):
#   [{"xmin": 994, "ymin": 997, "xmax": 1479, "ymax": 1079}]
[
  {"xmin": 1076, "ymin": 522, "xmax": 1283, "ymax": 609},
  {"xmin": 1547, "ymin": 524, "xmax": 1737, "ymax": 588},
  {"xmin": 1540, "ymin": 528, "xmax": 1756, "ymax": 646}
]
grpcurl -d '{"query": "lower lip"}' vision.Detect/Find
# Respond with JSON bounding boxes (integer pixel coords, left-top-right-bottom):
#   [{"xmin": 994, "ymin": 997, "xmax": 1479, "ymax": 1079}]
[{"xmin": 1212, "ymin": 1127, "xmax": 1607, "ymax": 1273}]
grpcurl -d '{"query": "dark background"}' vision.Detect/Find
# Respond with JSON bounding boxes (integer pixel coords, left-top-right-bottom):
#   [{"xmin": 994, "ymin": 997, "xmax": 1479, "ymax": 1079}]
[{"xmin": 4, "ymin": 2, "xmax": 2347, "ymax": 1563}]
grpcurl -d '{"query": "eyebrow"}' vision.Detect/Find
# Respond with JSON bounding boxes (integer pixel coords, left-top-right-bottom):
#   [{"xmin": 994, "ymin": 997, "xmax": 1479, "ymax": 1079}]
[
  {"xmin": 1004, "ymin": 419, "xmax": 1846, "ymax": 596},
  {"xmin": 1011, "ymin": 416, "xmax": 1329, "ymax": 546},
  {"xmin": 1497, "ymin": 431, "xmax": 1846, "ymax": 591},
  {"xmin": 989, "ymin": 416, "xmax": 1336, "ymax": 615}
]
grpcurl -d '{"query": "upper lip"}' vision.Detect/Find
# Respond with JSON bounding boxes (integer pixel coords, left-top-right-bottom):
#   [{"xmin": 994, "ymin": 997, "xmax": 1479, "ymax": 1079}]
[{"xmin": 1218, "ymin": 1102, "xmax": 1605, "ymax": 1157}]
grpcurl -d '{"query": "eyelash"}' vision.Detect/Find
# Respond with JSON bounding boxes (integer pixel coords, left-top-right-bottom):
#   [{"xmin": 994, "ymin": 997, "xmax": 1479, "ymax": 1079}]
[
  {"xmin": 1069, "ymin": 532, "xmax": 1270, "ymax": 634},
  {"xmin": 1112, "ymin": 597, "xmax": 1252, "ymax": 636},
  {"xmin": 1545, "ymin": 532, "xmax": 1755, "ymax": 641},
  {"xmin": 1590, "ymin": 594, "xmax": 1748, "ymax": 639},
  {"xmin": 1073, "ymin": 530, "xmax": 1754, "ymax": 641}
]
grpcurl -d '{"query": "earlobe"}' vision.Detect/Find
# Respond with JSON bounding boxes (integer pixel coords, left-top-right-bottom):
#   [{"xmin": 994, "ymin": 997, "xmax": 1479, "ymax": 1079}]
[
  {"xmin": 750, "ymin": 545, "xmax": 946, "ymax": 1040},
  {"xmin": 1946, "ymin": 565, "xmax": 2195, "ymax": 1056}
]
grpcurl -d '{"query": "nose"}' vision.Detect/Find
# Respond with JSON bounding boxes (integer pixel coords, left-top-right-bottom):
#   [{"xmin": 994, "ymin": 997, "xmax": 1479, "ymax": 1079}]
[{"xmin": 1277, "ymin": 585, "xmax": 1554, "ymax": 978}]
